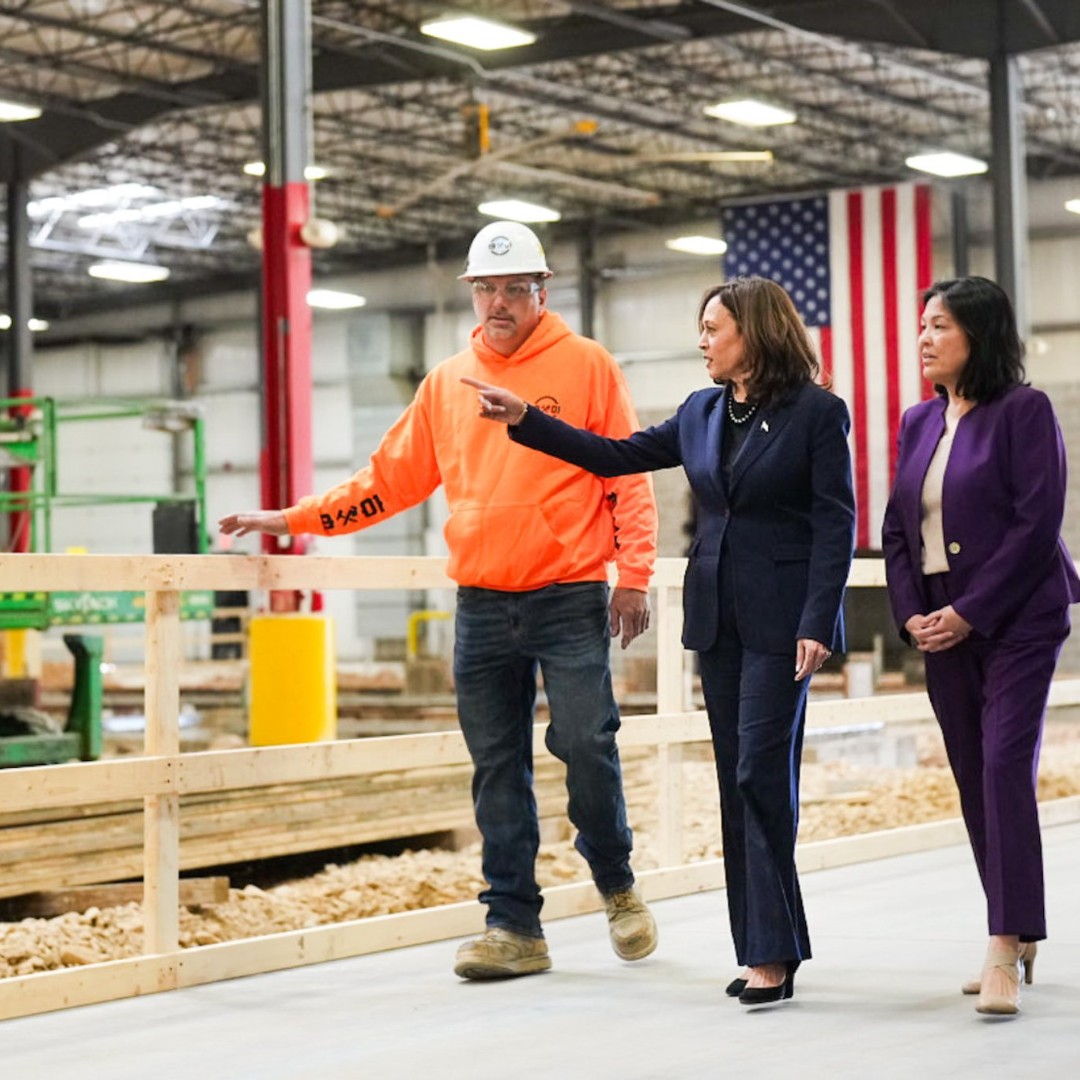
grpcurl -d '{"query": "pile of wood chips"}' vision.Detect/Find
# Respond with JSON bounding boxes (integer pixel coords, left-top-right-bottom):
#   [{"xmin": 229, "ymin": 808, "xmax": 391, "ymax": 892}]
[{"xmin": 3, "ymin": 724, "xmax": 1080, "ymax": 980}]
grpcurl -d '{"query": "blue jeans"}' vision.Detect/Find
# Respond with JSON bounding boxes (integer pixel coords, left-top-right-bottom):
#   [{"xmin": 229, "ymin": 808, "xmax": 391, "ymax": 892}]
[{"xmin": 454, "ymin": 582, "xmax": 635, "ymax": 937}]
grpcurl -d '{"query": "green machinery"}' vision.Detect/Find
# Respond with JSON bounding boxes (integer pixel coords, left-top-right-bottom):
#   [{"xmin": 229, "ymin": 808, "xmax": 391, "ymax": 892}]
[
  {"xmin": 0, "ymin": 634, "xmax": 102, "ymax": 769},
  {"xmin": 0, "ymin": 396, "xmax": 214, "ymax": 765}
]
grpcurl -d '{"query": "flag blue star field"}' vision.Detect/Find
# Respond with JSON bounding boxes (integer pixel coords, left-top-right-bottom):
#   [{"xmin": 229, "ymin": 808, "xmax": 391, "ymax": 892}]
[{"xmin": 722, "ymin": 184, "xmax": 932, "ymax": 549}]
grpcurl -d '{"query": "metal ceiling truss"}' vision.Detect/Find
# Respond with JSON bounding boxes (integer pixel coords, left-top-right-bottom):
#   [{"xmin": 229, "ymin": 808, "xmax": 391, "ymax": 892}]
[{"xmin": 0, "ymin": 0, "xmax": 1078, "ymax": 317}]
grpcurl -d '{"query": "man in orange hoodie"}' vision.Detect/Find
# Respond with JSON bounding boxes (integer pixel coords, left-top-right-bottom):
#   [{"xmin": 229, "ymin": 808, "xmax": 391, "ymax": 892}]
[{"xmin": 220, "ymin": 220, "xmax": 659, "ymax": 979}]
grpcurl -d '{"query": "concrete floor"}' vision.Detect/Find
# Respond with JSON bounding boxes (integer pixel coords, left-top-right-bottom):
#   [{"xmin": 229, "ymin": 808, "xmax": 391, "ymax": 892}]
[{"xmin": 4, "ymin": 823, "xmax": 1079, "ymax": 1080}]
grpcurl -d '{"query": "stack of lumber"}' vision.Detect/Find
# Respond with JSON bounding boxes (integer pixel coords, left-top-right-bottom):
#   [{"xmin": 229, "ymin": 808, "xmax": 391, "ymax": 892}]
[{"xmin": 0, "ymin": 750, "xmax": 653, "ymax": 900}]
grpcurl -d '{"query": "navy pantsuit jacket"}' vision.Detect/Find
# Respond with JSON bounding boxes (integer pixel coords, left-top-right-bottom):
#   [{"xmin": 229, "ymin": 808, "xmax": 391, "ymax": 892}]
[
  {"xmin": 882, "ymin": 385, "xmax": 1080, "ymax": 640},
  {"xmin": 511, "ymin": 381, "xmax": 855, "ymax": 655}
]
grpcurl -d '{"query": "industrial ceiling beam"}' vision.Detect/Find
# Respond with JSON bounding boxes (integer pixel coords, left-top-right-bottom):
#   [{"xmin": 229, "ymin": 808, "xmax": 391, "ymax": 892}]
[{"xmin": 3, "ymin": 1, "xmax": 1080, "ymax": 184}]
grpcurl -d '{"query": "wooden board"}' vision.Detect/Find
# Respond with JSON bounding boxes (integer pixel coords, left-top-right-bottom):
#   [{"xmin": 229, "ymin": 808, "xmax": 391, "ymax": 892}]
[
  {"xmin": 0, "ymin": 751, "xmax": 652, "ymax": 901},
  {"xmin": 3, "ymin": 877, "xmax": 230, "ymax": 918}
]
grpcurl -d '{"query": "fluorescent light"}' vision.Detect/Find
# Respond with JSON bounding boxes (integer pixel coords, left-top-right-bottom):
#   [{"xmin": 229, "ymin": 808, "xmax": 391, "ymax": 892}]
[
  {"xmin": 905, "ymin": 151, "xmax": 988, "ymax": 177},
  {"xmin": 243, "ymin": 161, "xmax": 328, "ymax": 180},
  {"xmin": 665, "ymin": 235, "xmax": 728, "ymax": 256},
  {"xmin": 0, "ymin": 100, "xmax": 42, "ymax": 122},
  {"xmin": 87, "ymin": 261, "xmax": 171, "ymax": 283},
  {"xmin": 478, "ymin": 199, "xmax": 560, "ymax": 223},
  {"xmin": 0, "ymin": 315, "xmax": 49, "ymax": 332},
  {"xmin": 420, "ymin": 16, "xmax": 536, "ymax": 50},
  {"xmin": 1065, "ymin": 199, "xmax": 1080, "ymax": 215},
  {"xmin": 704, "ymin": 99, "xmax": 796, "ymax": 127},
  {"xmin": 78, "ymin": 194, "xmax": 227, "ymax": 227},
  {"xmin": 77, "ymin": 195, "xmax": 224, "ymax": 229},
  {"xmin": 307, "ymin": 289, "xmax": 366, "ymax": 310},
  {"xmin": 28, "ymin": 184, "xmax": 160, "ymax": 218}
]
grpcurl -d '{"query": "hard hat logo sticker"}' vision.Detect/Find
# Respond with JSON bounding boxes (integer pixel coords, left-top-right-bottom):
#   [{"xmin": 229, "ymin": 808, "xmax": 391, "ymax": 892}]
[{"xmin": 488, "ymin": 236, "xmax": 511, "ymax": 256}]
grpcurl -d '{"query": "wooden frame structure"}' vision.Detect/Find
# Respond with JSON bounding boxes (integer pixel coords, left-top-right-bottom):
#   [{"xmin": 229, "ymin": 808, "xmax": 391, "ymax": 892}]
[{"xmin": 0, "ymin": 553, "xmax": 1078, "ymax": 1021}]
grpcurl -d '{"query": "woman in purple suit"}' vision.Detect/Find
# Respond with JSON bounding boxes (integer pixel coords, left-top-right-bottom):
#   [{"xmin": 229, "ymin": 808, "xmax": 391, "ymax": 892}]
[{"xmin": 882, "ymin": 276, "xmax": 1080, "ymax": 1017}]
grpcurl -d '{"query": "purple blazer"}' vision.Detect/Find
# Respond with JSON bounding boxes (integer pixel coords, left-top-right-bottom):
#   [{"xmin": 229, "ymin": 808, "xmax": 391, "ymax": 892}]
[{"xmin": 882, "ymin": 384, "xmax": 1080, "ymax": 641}]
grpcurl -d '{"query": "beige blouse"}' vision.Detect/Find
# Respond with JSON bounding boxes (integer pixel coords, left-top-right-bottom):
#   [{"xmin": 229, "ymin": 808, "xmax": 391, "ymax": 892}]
[{"xmin": 920, "ymin": 410, "xmax": 960, "ymax": 574}]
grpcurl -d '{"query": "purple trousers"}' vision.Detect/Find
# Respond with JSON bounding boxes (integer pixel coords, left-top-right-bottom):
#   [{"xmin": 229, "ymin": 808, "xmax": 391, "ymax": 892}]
[{"xmin": 922, "ymin": 573, "xmax": 1069, "ymax": 941}]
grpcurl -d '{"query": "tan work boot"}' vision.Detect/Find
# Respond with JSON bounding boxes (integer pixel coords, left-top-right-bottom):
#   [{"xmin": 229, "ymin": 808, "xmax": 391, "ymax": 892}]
[
  {"xmin": 454, "ymin": 927, "xmax": 552, "ymax": 980},
  {"xmin": 603, "ymin": 887, "xmax": 657, "ymax": 961}
]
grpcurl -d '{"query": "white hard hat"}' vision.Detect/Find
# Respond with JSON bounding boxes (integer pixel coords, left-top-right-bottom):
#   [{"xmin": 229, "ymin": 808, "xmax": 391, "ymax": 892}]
[{"xmin": 459, "ymin": 220, "xmax": 552, "ymax": 279}]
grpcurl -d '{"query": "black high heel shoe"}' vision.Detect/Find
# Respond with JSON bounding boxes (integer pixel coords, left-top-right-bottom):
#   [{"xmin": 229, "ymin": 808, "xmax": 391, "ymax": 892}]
[
  {"xmin": 725, "ymin": 977, "xmax": 748, "ymax": 997},
  {"xmin": 738, "ymin": 967, "xmax": 795, "ymax": 1006}
]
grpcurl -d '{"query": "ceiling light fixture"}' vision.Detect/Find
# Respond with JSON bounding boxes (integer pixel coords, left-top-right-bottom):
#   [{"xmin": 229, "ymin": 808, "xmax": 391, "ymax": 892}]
[
  {"xmin": 0, "ymin": 315, "xmax": 49, "ymax": 332},
  {"xmin": 77, "ymin": 195, "xmax": 224, "ymax": 229},
  {"xmin": 87, "ymin": 261, "xmax": 171, "ymax": 284},
  {"xmin": 244, "ymin": 162, "xmax": 328, "ymax": 180},
  {"xmin": 478, "ymin": 199, "xmax": 560, "ymax": 223},
  {"xmin": 28, "ymin": 184, "xmax": 160, "ymax": 217},
  {"xmin": 905, "ymin": 151, "xmax": 988, "ymax": 177},
  {"xmin": 307, "ymin": 289, "xmax": 366, "ymax": 310},
  {"xmin": 0, "ymin": 100, "xmax": 42, "ymax": 122},
  {"xmin": 704, "ymin": 99, "xmax": 796, "ymax": 127},
  {"xmin": 665, "ymin": 236, "xmax": 728, "ymax": 256},
  {"xmin": 420, "ymin": 15, "xmax": 536, "ymax": 51},
  {"xmin": 1065, "ymin": 198, "xmax": 1080, "ymax": 215}
]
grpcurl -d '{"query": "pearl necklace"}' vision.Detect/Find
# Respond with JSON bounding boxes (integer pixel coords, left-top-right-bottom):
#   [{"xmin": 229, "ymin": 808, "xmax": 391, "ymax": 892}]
[{"xmin": 727, "ymin": 394, "xmax": 758, "ymax": 425}]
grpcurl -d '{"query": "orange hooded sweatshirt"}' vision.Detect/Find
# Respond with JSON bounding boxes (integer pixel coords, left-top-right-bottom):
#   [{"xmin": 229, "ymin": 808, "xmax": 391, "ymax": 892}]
[{"xmin": 284, "ymin": 310, "xmax": 657, "ymax": 592}]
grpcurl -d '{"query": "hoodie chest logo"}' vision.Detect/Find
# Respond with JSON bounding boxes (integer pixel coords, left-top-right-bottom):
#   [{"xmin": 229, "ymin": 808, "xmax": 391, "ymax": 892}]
[{"xmin": 536, "ymin": 396, "xmax": 561, "ymax": 417}]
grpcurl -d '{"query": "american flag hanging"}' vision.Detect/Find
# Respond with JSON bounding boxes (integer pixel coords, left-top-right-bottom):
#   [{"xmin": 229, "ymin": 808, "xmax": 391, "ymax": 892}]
[{"xmin": 721, "ymin": 184, "xmax": 933, "ymax": 550}]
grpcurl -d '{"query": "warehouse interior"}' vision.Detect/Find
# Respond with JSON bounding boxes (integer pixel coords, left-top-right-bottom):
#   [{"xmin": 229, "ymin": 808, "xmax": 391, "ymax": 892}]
[{"xmin": 1, "ymin": 2, "xmax": 1080, "ymax": 1072}]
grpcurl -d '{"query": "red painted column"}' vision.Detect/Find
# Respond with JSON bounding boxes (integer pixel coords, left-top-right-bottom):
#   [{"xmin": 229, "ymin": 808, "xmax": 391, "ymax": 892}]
[
  {"xmin": 8, "ymin": 389, "xmax": 34, "ymax": 554},
  {"xmin": 259, "ymin": 180, "xmax": 312, "ymax": 560},
  {"xmin": 258, "ymin": 0, "xmax": 315, "ymax": 612}
]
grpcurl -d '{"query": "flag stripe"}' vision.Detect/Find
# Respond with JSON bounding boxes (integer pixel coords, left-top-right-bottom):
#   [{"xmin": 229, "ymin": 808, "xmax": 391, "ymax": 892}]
[
  {"xmin": 861, "ymin": 191, "xmax": 891, "ymax": 550},
  {"xmin": 846, "ymin": 191, "xmax": 870, "ymax": 550},
  {"xmin": 896, "ymin": 185, "xmax": 922, "ymax": 425},
  {"xmin": 915, "ymin": 184, "xmax": 935, "ymax": 401},
  {"xmin": 881, "ymin": 188, "xmax": 901, "ymax": 490}
]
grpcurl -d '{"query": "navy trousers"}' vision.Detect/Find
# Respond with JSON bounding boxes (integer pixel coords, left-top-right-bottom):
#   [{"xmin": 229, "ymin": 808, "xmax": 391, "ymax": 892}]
[
  {"xmin": 697, "ymin": 557, "xmax": 812, "ymax": 969},
  {"xmin": 923, "ymin": 573, "xmax": 1069, "ymax": 941}
]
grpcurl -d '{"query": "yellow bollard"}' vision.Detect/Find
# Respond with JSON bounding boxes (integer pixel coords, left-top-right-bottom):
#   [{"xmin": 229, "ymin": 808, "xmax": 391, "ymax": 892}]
[
  {"xmin": 248, "ymin": 614, "xmax": 337, "ymax": 746},
  {"xmin": 2, "ymin": 628, "xmax": 42, "ymax": 679}
]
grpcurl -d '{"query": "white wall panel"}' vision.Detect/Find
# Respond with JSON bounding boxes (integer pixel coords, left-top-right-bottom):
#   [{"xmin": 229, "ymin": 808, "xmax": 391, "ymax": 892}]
[
  {"xmin": 31, "ymin": 343, "xmax": 97, "ymax": 400},
  {"xmin": 311, "ymin": 317, "xmax": 349, "ymax": 380},
  {"xmin": 622, "ymin": 358, "xmax": 712, "ymax": 413},
  {"xmin": 199, "ymin": 326, "xmax": 258, "ymax": 389},
  {"xmin": 199, "ymin": 389, "xmax": 260, "ymax": 470},
  {"xmin": 311, "ymin": 383, "xmax": 353, "ymax": 462},
  {"xmin": 1027, "ymin": 330, "xmax": 1080, "ymax": 385},
  {"xmin": 1029, "ymin": 236, "xmax": 1080, "ymax": 330},
  {"xmin": 96, "ymin": 341, "xmax": 171, "ymax": 397},
  {"xmin": 56, "ymin": 417, "xmax": 171, "ymax": 495},
  {"xmin": 48, "ymin": 503, "xmax": 153, "ymax": 555},
  {"xmin": 598, "ymin": 265, "xmax": 713, "ymax": 357}
]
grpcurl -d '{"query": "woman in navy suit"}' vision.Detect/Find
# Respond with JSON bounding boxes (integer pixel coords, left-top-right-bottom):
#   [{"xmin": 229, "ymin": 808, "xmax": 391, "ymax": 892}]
[
  {"xmin": 464, "ymin": 276, "xmax": 855, "ymax": 1005},
  {"xmin": 882, "ymin": 277, "xmax": 1080, "ymax": 1017}
]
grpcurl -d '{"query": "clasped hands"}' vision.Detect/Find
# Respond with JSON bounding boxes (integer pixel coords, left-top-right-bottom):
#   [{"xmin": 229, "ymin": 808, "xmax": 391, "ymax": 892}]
[{"xmin": 904, "ymin": 605, "xmax": 972, "ymax": 652}]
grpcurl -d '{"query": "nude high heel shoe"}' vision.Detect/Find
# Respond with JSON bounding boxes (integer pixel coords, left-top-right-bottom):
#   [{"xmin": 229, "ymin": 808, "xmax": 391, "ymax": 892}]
[
  {"xmin": 962, "ymin": 941, "xmax": 1036, "ymax": 996},
  {"xmin": 974, "ymin": 944, "xmax": 1023, "ymax": 1015}
]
